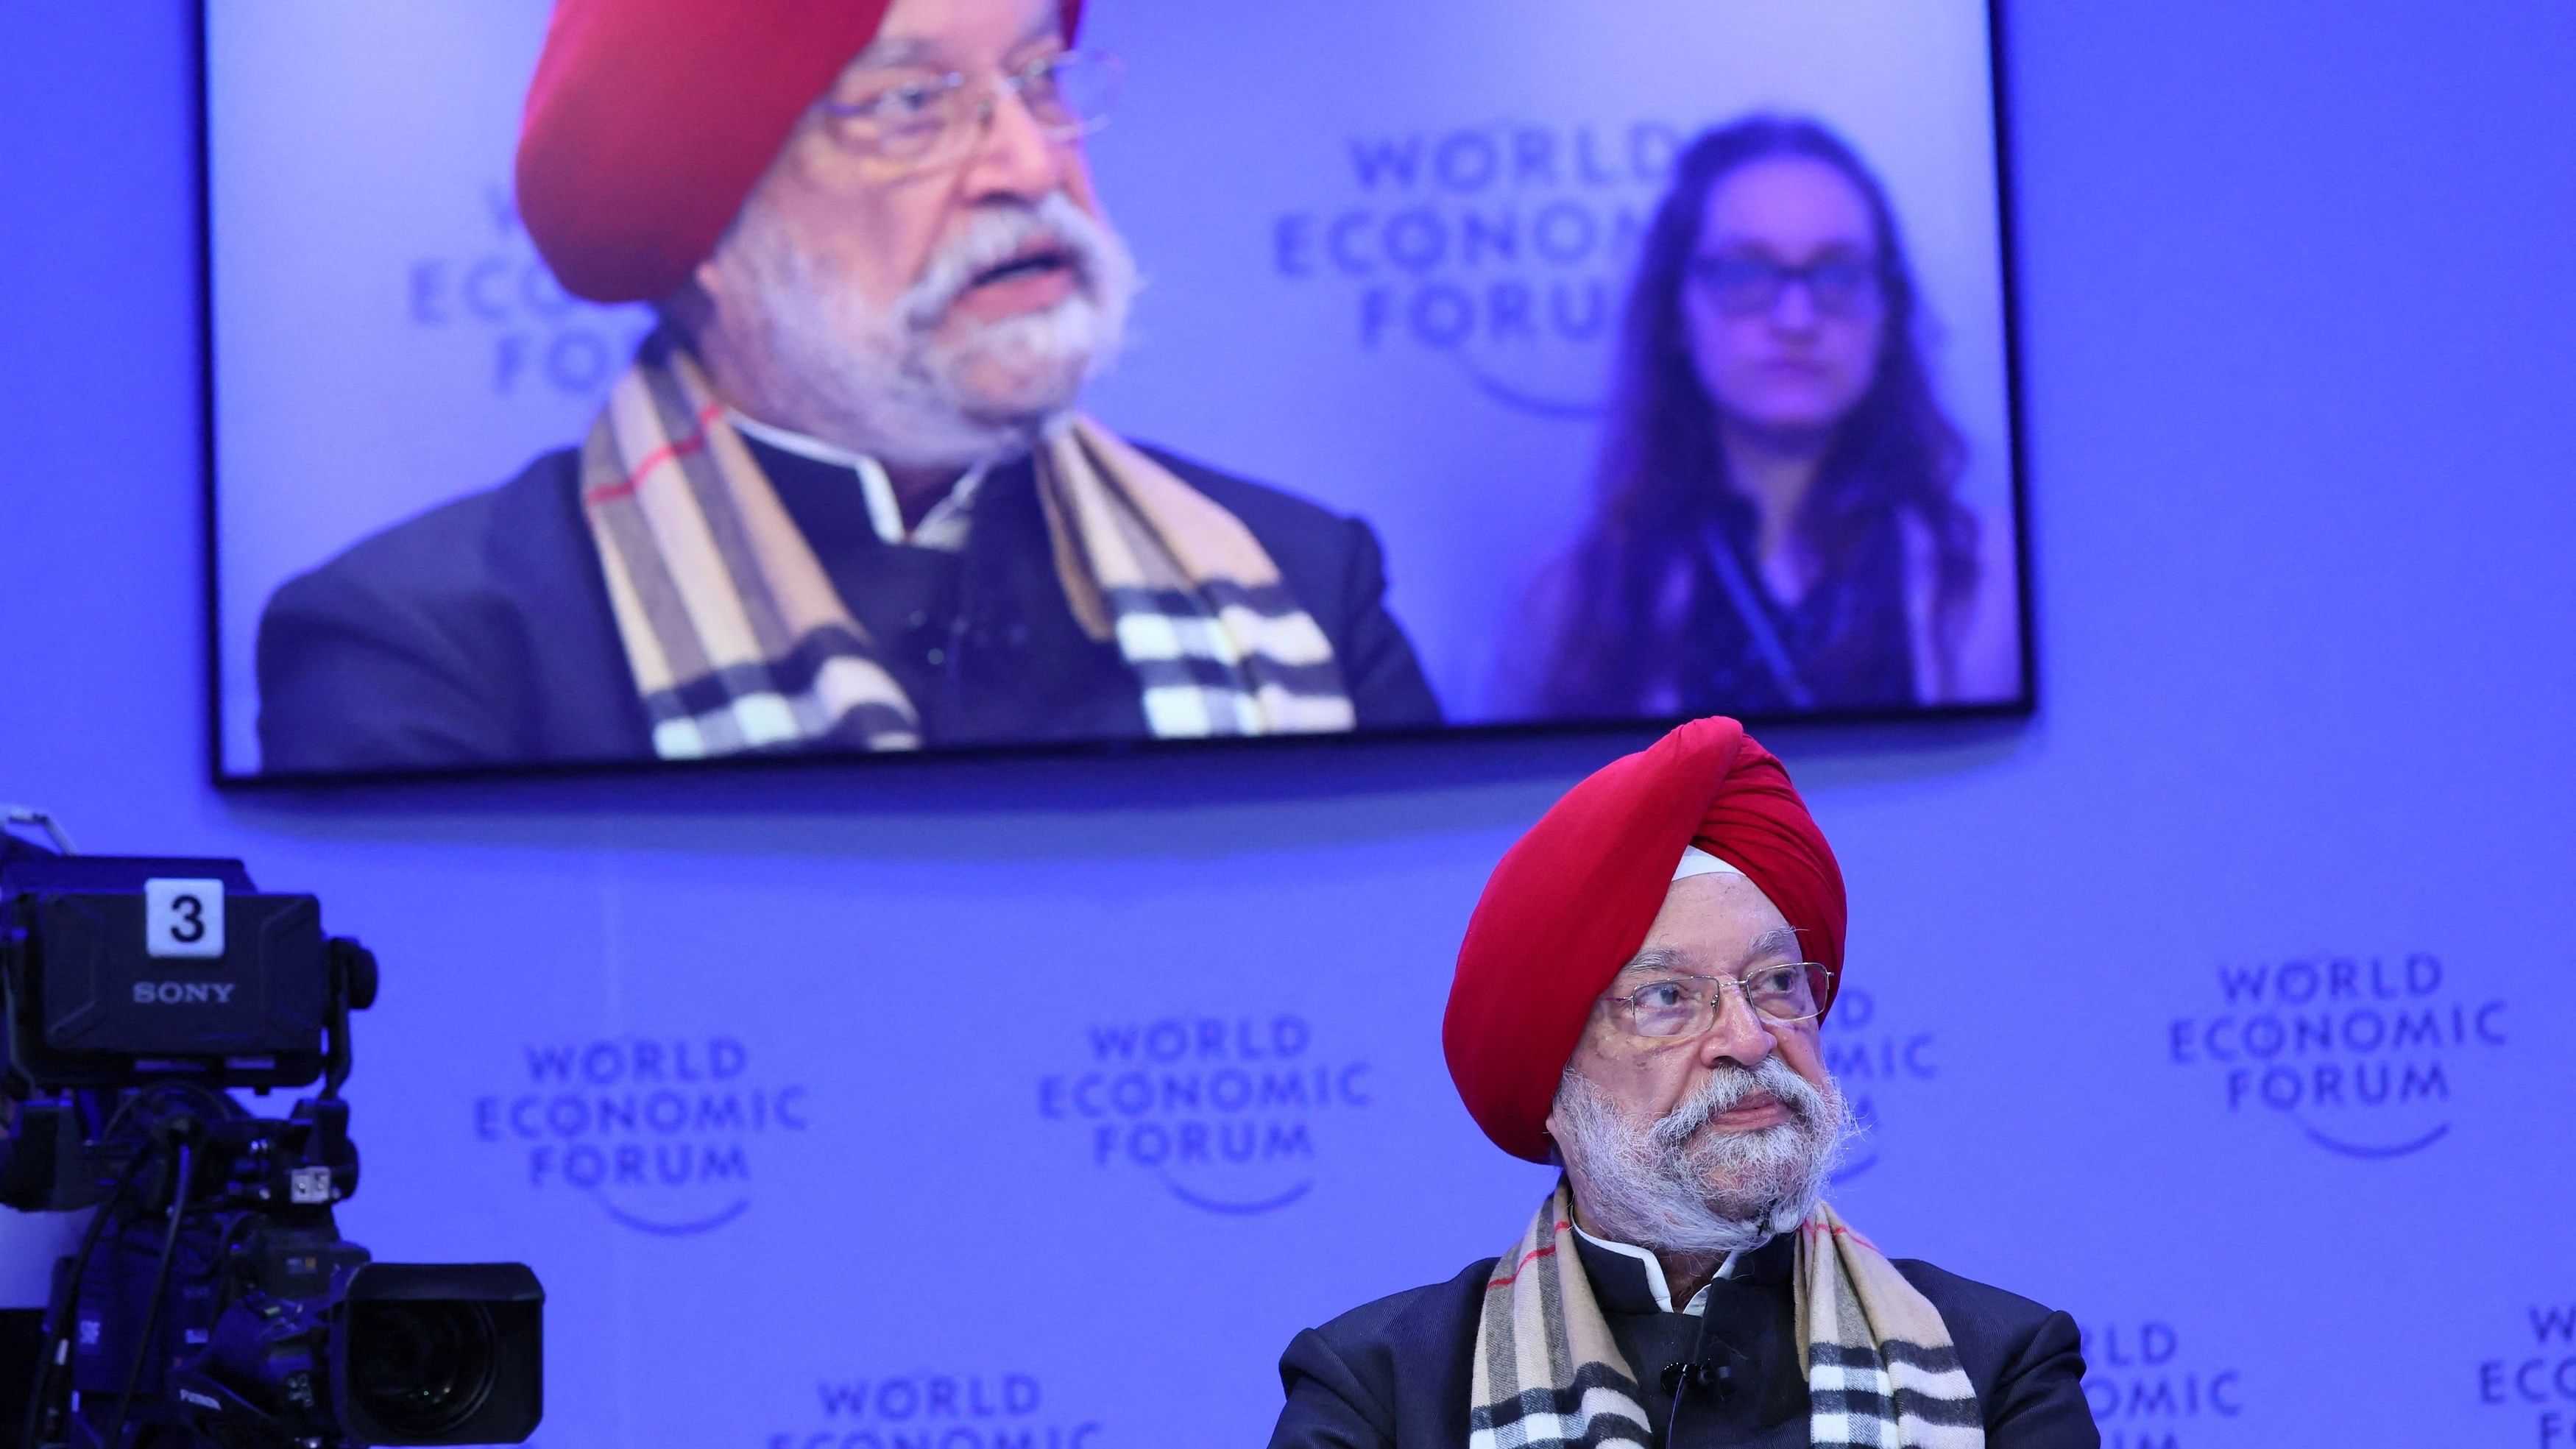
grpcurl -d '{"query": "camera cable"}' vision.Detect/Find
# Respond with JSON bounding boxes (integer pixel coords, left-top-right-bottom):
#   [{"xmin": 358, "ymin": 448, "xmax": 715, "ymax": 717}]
[
  {"xmin": 17, "ymin": 1132, "xmax": 156, "ymax": 1449},
  {"xmin": 95, "ymin": 1133, "xmax": 195, "ymax": 1449},
  {"xmin": 23, "ymin": 1083, "xmax": 238, "ymax": 1445},
  {"xmin": 93, "ymin": 1084, "xmax": 236, "ymax": 1155}
]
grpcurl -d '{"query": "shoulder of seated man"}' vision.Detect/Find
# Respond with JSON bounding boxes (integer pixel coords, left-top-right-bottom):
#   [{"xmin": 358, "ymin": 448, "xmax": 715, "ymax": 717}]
[
  {"xmin": 1133, "ymin": 442, "xmax": 1372, "ymax": 543},
  {"xmin": 1889, "ymin": 1255, "xmax": 2073, "ymax": 1358},
  {"xmin": 1298, "ymin": 1257, "xmax": 1494, "ymax": 1363},
  {"xmin": 266, "ymin": 448, "xmax": 585, "ymax": 622}
]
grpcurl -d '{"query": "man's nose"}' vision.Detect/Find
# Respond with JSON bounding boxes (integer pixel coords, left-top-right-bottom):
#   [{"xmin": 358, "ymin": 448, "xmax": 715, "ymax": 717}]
[
  {"xmin": 1696, "ymin": 983, "xmax": 1776, "ymax": 1070},
  {"xmin": 960, "ymin": 85, "xmax": 1064, "ymax": 201}
]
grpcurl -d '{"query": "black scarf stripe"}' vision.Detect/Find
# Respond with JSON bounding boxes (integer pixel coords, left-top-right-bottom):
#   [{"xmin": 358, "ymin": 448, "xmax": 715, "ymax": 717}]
[
  {"xmin": 1469, "ymin": 1361, "xmax": 1644, "ymax": 1409},
  {"xmin": 1533, "ymin": 1237, "xmax": 1574, "ymax": 1402},
  {"xmin": 1126, "ymin": 656, "xmax": 1255, "ymax": 692},
  {"xmin": 1811, "ymin": 1389, "xmax": 1984, "ymax": 1428},
  {"xmin": 1470, "ymin": 1365, "xmax": 1654, "ymax": 1442},
  {"xmin": 1810, "ymin": 1340, "xmax": 1967, "ymax": 1373},
  {"xmin": 1103, "ymin": 617, "xmax": 1348, "ymax": 702},
  {"xmin": 650, "ymin": 626, "xmax": 895, "ymax": 720},
  {"xmin": 1482, "ymin": 1417, "xmax": 1655, "ymax": 1448},
  {"xmin": 687, "ymin": 709, "xmax": 746, "ymax": 754},
  {"xmin": 1097, "ymin": 583, "xmax": 1327, "ymax": 634},
  {"xmin": 1126, "ymin": 654, "xmax": 1348, "ymax": 696},
  {"xmin": 809, "ymin": 702, "xmax": 924, "ymax": 748},
  {"xmin": 1892, "ymin": 1395, "xmax": 1987, "ymax": 1427},
  {"xmin": 1811, "ymin": 1387, "xmax": 1894, "ymax": 1416},
  {"xmin": 646, "ymin": 702, "xmax": 918, "ymax": 757},
  {"xmin": 1471, "ymin": 1400, "xmax": 1656, "ymax": 1437},
  {"xmin": 643, "ymin": 691, "xmax": 916, "ymax": 753},
  {"xmin": 592, "ymin": 484, "xmax": 720, "ymax": 697}
]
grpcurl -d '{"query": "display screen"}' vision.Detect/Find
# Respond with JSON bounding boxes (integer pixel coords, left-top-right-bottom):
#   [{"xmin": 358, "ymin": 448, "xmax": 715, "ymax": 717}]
[{"xmin": 205, "ymin": 0, "xmax": 2028, "ymax": 781}]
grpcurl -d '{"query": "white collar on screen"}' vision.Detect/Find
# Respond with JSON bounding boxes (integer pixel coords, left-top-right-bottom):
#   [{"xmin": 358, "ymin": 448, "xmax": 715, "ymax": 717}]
[
  {"xmin": 1570, "ymin": 1219, "xmax": 1741, "ymax": 1316},
  {"xmin": 724, "ymin": 408, "xmax": 986, "ymax": 553}
]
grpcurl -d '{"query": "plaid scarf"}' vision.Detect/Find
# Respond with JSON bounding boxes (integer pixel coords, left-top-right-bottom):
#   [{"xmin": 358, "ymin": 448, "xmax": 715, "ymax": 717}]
[
  {"xmin": 577, "ymin": 336, "xmax": 1354, "ymax": 757},
  {"xmin": 1471, "ymin": 1184, "xmax": 1984, "ymax": 1448}
]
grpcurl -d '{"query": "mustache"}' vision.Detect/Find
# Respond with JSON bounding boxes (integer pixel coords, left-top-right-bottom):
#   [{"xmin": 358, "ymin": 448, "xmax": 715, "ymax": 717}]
[
  {"xmin": 1548, "ymin": 1059, "xmax": 1853, "ymax": 1258},
  {"xmin": 902, "ymin": 192, "xmax": 1119, "ymax": 329},
  {"xmin": 1647, "ymin": 1056, "xmax": 1829, "ymax": 1151}
]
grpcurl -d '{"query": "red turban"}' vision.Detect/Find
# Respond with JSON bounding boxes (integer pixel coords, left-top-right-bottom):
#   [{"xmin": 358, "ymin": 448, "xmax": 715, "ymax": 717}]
[
  {"xmin": 518, "ymin": 0, "xmax": 1089, "ymax": 304},
  {"xmin": 1443, "ymin": 718, "xmax": 1847, "ymax": 1163}
]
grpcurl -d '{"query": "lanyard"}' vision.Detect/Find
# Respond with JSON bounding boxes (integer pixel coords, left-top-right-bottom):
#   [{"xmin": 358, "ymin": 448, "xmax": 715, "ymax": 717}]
[{"xmin": 1700, "ymin": 522, "xmax": 1817, "ymax": 710}]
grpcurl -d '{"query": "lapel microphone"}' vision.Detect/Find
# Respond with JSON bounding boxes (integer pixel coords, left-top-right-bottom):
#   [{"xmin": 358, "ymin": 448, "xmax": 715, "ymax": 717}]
[{"xmin": 1659, "ymin": 1318, "xmax": 1751, "ymax": 1446}]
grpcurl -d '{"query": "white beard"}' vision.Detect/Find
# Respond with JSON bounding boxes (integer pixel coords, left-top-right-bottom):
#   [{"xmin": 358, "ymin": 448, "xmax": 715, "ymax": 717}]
[
  {"xmin": 718, "ymin": 189, "xmax": 1138, "ymax": 470},
  {"xmin": 1551, "ymin": 1056, "xmax": 1857, "ymax": 1256}
]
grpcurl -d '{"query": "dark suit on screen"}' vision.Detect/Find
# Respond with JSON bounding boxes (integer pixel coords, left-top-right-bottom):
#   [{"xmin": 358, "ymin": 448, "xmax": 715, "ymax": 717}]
[
  {"xmin": 255, "ymin": 440, "xmax": 1440, "ymax": 774},
  {"xmin": 1267, "ymin": 1230, "xmax": 2097, "ymax": 1448}
]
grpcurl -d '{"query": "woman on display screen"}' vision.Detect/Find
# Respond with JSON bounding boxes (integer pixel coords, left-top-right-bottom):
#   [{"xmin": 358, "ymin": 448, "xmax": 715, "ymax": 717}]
[{"xmin": 1521, "ymin": 114, "xmax": 2013, "ymax": 718}]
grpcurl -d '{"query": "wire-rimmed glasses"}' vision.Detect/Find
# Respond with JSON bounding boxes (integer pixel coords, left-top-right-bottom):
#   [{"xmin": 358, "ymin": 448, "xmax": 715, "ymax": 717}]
[
  {"xmin": 1600, "ymin": 961, "xmax": 1839, "ymax": 1037},
  {"xmin": 814, "ymin": 49, "xmax": 1125, "ymax": 174}
]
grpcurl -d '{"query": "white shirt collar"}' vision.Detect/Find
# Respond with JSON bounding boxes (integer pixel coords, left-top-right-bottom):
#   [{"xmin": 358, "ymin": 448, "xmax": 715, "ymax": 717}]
[
  {"xmin": 1570, "ymin": 1221, "xmax": 1741, "ymax": 1317},
  {"xmin": 724, "ymin": 408, "xmax": 986, "ymax": 553}
]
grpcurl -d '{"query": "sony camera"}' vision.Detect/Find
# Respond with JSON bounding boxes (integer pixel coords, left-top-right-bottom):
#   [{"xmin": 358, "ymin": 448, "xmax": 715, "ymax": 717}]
[{"xmin": 0, "ymin": 832, "xmax": 543, "ymax": 1448}]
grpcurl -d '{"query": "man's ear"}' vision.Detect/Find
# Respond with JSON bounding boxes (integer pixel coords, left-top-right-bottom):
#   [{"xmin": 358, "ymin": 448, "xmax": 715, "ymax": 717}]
[{"xmin": 656, "ymin": 276, "xmax": 718, "ymax": 352}]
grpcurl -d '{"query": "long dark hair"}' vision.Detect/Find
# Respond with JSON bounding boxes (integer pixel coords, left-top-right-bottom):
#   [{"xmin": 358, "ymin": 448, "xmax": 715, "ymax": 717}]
[{"xmin": 1533, "ymin": 115, "xmax": 1978, "ymax": 714}]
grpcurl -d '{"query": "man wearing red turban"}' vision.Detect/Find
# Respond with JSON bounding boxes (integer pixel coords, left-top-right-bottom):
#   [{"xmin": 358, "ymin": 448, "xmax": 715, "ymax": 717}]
[
  {"xmin": 1269, "ymin": 718, "xmax": 2096, "ymax": 1448},
  {"xmin": 255, "ymin": 0, "xmax": 1436, "ymax": 775}
]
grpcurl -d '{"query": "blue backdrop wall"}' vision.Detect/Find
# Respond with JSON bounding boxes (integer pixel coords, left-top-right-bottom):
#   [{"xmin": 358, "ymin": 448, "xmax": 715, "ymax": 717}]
[{"xmin": 4, "ymin": 4, "xmax": 2574, "ymax": 1448}]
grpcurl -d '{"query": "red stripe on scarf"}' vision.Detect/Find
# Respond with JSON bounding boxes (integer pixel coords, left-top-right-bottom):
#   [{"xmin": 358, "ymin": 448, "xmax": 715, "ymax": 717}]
[
  {"xmin": 584, "ymin": 401, "xmax": 727, "ymax": 503},
  {"xmin": 1799, "ymin": 1219, "xmax": 1878, "ymax": 1250},
  {"xmin": 1487, "ymin": 1221, "xmax": 1575, "ymax": 1287}
]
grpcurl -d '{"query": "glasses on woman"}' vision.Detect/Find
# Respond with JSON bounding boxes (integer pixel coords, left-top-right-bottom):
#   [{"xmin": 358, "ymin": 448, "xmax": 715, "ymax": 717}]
[
  {"xmin": 1688, "ymin": 253, "xmax": 1881, "ymax": 319},
  {"xmin": 815, "ymin": 49, "xmax": 1125, "ymax": 173},
  {"xmin": 1601, "ymin": 961, "xmax": 1839, "ymax": 1037}
]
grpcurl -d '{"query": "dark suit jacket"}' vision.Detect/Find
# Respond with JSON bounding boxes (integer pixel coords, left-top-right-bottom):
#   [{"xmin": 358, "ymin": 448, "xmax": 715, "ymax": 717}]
[
  {"xmin": 255, "ymin": 439, "xmax": 1440, "ymax": 774},
  {"xmin": 1269, "ymin": 1230, "xmax": 2097, "ymax": 1448}
]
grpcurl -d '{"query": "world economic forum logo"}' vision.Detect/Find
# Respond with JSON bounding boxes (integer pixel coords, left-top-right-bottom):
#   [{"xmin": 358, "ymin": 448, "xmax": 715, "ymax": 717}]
[
  {"xmin": 471, "ymin": 1034, "xmax": 812, "ymax": 1236},
  {"xmin": 768, "ymin": 1370, "xmax": 1101, "ymax": 1449},
  {"xmin": 2166, "ymin": 952, "xmax": 2505, "ymax": 1159},
  {"xmin": 1270, "ymin": 116, "xmax": 1694, "ymax": 417},
  {"xmin": 1037, "ymin": 1013, "xmax": 1371, "ymax": 1216},
  {"xmin": 407, "ymin": 182, "xmax": 651, "ymax": 401},
  {"xmin": 2478, "ymin": 1297, "xmax": 2576, "ymax": 1448},
  {"xmin": 1819, "ymin": 988, "xmax": 1937, "ymax": 1183},
  {"xmin": 2078, "ymin": 1317, "xmax": 2246, "ymax": 1449}
]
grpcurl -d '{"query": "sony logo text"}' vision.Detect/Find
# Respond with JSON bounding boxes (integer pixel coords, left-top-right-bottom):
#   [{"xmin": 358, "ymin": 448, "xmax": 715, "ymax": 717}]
[{"xmin": 132, "ymin": 982, "xmax": 238, "ymax": 1006}]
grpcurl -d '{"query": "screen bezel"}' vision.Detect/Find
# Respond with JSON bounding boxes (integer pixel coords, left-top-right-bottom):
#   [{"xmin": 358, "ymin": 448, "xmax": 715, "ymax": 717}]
[{"xmin": 194, "ymin": 1, "xmax": 2037, "ymax": 792}]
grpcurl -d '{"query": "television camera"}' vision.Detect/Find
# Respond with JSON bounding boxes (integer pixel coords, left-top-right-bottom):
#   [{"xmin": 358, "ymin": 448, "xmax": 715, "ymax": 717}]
[{"xmin": 0, "ymin": 811, "xmax": 542, "ymax": 1447}]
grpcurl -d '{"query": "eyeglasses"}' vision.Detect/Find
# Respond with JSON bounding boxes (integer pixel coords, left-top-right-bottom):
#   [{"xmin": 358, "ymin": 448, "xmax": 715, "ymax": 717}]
[
  {"xmin": 815, "ymin": 49, "xmax": 1125, "ymax": 174},
  {"xmin": 1600, "ymin": 962, "xmax": 1839, "ymax": 1037},
  {"xmin": 1687, "ymin": 254, "xmax": 1881, "ymax": 319}
]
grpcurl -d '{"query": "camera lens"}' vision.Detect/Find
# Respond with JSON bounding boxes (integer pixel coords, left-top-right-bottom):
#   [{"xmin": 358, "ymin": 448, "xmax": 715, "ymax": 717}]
[{"xmin": 346, "ymin": 1300, "xmax": 500, "ymax": 1436}]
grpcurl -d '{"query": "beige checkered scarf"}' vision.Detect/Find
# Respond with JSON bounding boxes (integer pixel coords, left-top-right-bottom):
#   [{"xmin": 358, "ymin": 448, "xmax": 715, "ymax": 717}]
[
  {"xmin": 577, "ymin": 336, "xmax": 1354, "ymax": 757},
  {"xmin": 1471, "ymin": 1183, "xmax": 1983, "ymax": 1447}
]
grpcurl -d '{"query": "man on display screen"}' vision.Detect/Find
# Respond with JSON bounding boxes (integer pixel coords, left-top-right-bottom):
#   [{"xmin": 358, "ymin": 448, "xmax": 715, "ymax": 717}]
[
  {"xmin": 1269, "ymin": 718, "xmax": 2096, "ymax": 1448},
  {"xmin": 255, "ymin": 0, "xmax": 1439, "ymax": 773}
]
